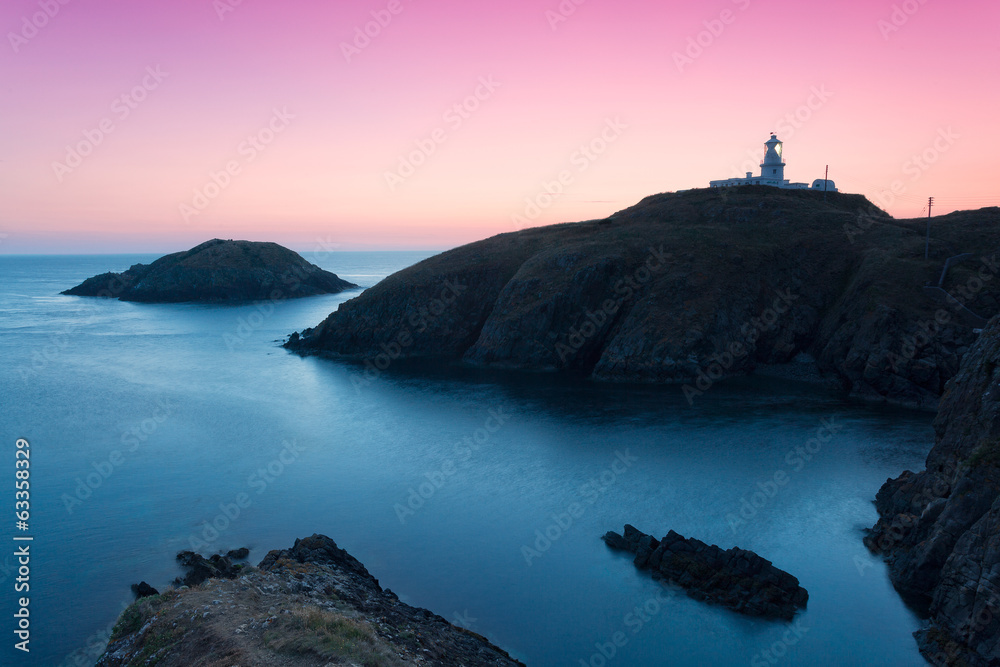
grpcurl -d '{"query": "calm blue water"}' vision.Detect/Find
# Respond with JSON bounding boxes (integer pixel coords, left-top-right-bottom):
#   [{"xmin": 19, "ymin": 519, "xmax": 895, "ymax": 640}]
[{"xmin": 0, "ymin": 252, "xmax": 932, "ymax": 666}]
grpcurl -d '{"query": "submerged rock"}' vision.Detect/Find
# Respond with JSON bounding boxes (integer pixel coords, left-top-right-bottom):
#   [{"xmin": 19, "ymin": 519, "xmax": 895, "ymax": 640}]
[
  {"xmin": 603, "ymin": 524, "xmax": 808, "ymax": 620},
  {"xmin": 62, "ymin": 238, "xmax": 356, "ymax": 303}
]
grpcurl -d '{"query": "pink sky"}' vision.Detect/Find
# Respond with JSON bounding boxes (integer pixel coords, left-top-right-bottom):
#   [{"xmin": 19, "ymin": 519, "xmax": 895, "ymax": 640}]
[{"xmin": 1, "ymin": 0, "xmax": 998, "ymax": 253}]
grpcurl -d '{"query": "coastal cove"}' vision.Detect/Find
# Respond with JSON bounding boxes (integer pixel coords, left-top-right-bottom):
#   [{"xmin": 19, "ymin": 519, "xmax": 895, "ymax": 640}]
[{"xmin": 1, "ymin": 252, "xmax": 933, "ymax": 666}]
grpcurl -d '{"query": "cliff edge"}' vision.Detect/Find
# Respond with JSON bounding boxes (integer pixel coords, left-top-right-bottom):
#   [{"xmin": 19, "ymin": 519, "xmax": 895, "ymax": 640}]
[{"xmin": 867, "ymin": 315, "xmax": 1000, "ymax": 665}]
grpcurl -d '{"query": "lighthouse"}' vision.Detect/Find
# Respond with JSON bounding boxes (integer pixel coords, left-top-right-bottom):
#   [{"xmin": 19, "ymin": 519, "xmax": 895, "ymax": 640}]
[
  {"xmin": 709, "ymin": 134, "xmax": 836, "ymax": 192},
  {"xmin": 760, "ymin": 134, "xmax": 786, "ymax": 184}
]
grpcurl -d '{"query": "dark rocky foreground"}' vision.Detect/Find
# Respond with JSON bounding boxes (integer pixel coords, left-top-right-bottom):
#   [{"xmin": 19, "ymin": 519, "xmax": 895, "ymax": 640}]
[
  {"xmin": 285, "ymin": 187, "xmax": 1000, "ymax": 409},
  {"xmin": 63, "ymin": 238, "xmax": 356, "ymax": 303},
  {"xmin": 866, "ymin": 315, "xmax": 1000, "ymax": 666},
  {"xmin": 97, "ymin": 534, "xmax": 522, "ymax": 666},
  {"xmin": 603, "ymin": 524, "xmax": 808, "ymax": 620}
]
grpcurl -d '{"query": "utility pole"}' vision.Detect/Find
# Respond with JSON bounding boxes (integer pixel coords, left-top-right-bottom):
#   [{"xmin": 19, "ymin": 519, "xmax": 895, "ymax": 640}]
[
  {"xmin": 823, "ymin": 165, "xmax": 829, "ymax": 202},
  {"xmin": 925, "ymin": 196, "xmax": 934, "ymax": 259}
]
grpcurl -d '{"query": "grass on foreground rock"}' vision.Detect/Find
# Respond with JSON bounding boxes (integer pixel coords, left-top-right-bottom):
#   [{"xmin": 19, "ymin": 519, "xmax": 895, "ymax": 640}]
[{"xmin": 263, "ymin": 607, "xmax": 407, "ymax": 667}]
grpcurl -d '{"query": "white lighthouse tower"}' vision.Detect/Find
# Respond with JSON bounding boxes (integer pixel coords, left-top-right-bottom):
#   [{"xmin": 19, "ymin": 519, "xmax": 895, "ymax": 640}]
[
  {"xmin": 760, "ymin": 134, "xmax": 785, "ymax": 185},
  {"xmin": 709, "ymin": 133, "xmax": 837, "ymax": 192}
]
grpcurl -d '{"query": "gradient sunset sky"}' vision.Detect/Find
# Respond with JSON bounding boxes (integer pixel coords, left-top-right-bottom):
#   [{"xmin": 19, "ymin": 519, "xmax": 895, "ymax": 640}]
[{"xmin": 2, "ymin": 0, "xmax": 998, "ymax": 253}]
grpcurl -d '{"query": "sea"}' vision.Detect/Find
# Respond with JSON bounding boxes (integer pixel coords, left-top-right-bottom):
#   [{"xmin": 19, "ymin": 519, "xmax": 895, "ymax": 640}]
[{"xmin": 0, "ymin": 251, "xmax": 933, "ymax": 666}]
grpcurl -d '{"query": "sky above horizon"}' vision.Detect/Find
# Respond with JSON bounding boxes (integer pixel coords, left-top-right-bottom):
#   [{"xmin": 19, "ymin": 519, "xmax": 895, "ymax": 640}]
[{"xmin": 1, "ymin": 0, "xmax": 998, "ymax": 254}]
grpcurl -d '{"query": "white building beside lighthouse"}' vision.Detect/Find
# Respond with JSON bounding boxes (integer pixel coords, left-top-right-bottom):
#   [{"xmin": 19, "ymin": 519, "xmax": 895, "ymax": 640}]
[{"xmin": 710, "ymin": 134, "xmax": 837, "ymax": 192}]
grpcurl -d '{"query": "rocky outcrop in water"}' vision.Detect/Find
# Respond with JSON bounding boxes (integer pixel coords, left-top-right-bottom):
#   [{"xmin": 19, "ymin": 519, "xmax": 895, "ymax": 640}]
[
  {"xmin": 98, "ymin": 534, "xmax": 522, "ymax": 667},
  {"xmin": 286, "ymin": 188, "xmax": 999, "ymax": 409},
  {"xmin": 866, "ymin": 315, "xmax": 1000, "ymax": 666},
  {"xmin": 63, "ymin": 239, "xmax": 356, "ymax": 303},
  {"xmin": 172, "ymin": 549, "xmax": 247, "ymax": 588},
  {"xmin": 129, "ymin": 582, "xmax": 158, "ymax": 600},
  {"xmin": 603, "ymin": 524, "xmax": 808, "ymax": 620}
]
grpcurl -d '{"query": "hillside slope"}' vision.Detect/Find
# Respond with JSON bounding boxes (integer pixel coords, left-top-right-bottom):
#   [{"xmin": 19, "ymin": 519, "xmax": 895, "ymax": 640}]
[{"xmin": 287, "ymin": 188, "xmax": 999, "ymax": 408}]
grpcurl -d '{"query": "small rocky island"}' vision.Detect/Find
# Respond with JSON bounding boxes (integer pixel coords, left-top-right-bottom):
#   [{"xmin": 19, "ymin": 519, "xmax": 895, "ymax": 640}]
[
  {"xmin": 98, "ymin": 534, "xmax": 522, "ymax": 666},
  {"xmin": 603, "ymin": 525, "xmax": 808, "ymax": 620},
  {"xmin": 63, "ymin": 239, "xmax": 356, "ymax": 303}
]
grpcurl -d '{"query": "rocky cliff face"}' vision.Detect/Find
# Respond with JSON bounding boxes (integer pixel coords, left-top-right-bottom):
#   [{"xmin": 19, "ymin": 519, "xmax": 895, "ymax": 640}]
[
  {"xmin": 63, "ymin": 239, "xmax": 356, "ymax": 303},
  {"xmin": 866, "ymin": 315, "xmax": 1000, "ymax": 665},
  {"xmin": 97, "ymin": 534, "xmax": 522, "ymax": 667},
  {"xmin": 287, "ymin": 188, "xmax": 999, "ymax": 408}
]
